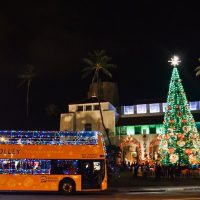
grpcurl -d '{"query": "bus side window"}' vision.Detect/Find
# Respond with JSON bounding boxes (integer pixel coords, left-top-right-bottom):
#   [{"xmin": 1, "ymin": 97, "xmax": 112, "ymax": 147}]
[{"xmin": 51, "ymin": 160, "xmax": 63, "ymax": 174}]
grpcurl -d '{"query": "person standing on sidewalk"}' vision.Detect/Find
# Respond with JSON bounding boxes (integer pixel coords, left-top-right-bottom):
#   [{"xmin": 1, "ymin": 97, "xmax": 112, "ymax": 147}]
[
  {"xmin": 155, "ymin": 162, "xmax": 162, "ymax": 180},
  {"xmin": 142, "ymin": 161, "xmax": 150, "ymax": 179},
  {"xmin": 132, "ymin": 162, "xmax": 139, "ymax": 177}
]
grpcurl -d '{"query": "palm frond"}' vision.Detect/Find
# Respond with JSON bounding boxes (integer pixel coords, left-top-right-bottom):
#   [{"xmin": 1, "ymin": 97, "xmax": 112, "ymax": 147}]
[
  {"xmin": 83, "ymin": 58, "xmax": 94, "ymax": 67},
  {"xmin": 105, "ymin": 63, "xmax": 117, "ymax": 69},
  {"xmin": 18, "ymin": 64, "xmax": 36, "ymax": 80},
  {"xmin": 101, "ymin": 55, "xmax": 112, "ymax": 63},
  {"xmin": 101, "ymin": 68, "xmax": 112, "ymax": 78},
  {"xmin": 82, "ymin": 49, "xmax": 117, "ymax": 81},
  {"xmin": 196, "ymin": 70, "xmax": 200, "ymax": 77},
  {"xmin": 81, "ymin": 70, "xmax": 93, "ymax": 79},
  {"xmin": 82, "ymin": 67, "xmax": 94, "ymax": 72},
  {"xmin": 194, "ymin": 66, "xmax": 200, "ymax": 72},
  {"xmin": 195, "ymin": 66, "xmax": 200, "ymax": 77},
  {"xmin": 17, "ymin": 79, "xmax": 27, "ymax": 88}
]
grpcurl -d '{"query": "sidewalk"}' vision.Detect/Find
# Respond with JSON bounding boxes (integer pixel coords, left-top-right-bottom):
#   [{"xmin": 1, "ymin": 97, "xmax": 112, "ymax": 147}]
[{"xmin": 108, "ymin": 170, "xmax": 200, "ymax": 193}]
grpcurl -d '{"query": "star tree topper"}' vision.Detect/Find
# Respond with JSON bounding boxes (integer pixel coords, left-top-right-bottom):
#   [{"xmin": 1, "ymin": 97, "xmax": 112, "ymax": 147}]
[{"xmin": 168, "ymin": 55, "xmax": 181, "ymax": 67}]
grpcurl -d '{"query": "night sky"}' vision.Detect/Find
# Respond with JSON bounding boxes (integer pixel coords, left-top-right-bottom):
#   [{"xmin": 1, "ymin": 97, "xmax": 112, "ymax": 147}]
[{"xmin": 0, "ymin": 1, "xmax": 200, "ymax": 130}]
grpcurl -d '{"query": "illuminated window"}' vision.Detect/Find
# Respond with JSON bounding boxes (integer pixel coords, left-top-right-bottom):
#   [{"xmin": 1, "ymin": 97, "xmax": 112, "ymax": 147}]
[
  {"xmin": 189, "ymin": 101, "xmax": 199, "ymax": 111},
  {"xmin": 54, "ymin": 160, "xmax": 79, "ymax": 175},
  {"xmin": 136, "ymin": 104, "xmax": 147, "ymax": 114},
  {"xmin": 149, "ymin": 103, "xmax": 160, "ymax": 113},
  {"xmin": 127, "ymin": 126, "xmax": 135, "ymax": 135},
  {"xmin": 120, "ymin": 127, "xmax": 127, "ymax": 135},
  {"xmin": 162, "ymin": 103, "xmax": 167, "ymax": 112},
  {"xmin": 0, "ymin": 159, "xmax": 51, "ymax": 175},
  {"xmin": 124, "ymin": 106, "xmax": 134, "ymax": 114}
]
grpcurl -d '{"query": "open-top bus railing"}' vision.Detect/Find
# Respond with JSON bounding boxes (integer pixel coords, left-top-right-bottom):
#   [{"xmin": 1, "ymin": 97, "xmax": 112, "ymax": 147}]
[{"xmin": 0, "ymin": 130, "xmax": 99, "ymax": 145}]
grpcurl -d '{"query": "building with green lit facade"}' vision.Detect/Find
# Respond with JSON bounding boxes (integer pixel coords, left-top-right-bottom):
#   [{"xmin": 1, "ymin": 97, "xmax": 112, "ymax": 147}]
[{"xmin": 115, "ymin": 100, "xmax": 200, "ymax": 164}]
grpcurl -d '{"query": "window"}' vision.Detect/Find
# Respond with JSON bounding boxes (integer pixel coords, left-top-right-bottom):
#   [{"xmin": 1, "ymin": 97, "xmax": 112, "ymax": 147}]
[
  {"xmin": 149, "ymin": 126, "xmax": 156, "ymax": 134},
  {"xmin": 86, "ymin": 105, "xmax": 92, "ymax": 111},
  {"xmin": 189, "ymin": 101, "xmax": 199, "ymax": 111},
  {"xmin": 94, "ymin": 105, "xmax": 100, "ymax": 110},
  {"xmin": 77, "ymin": 106, "xmax": 83, "ymax": 111},
  {"xmin": 135, "ymin": 126, "xmax": 141, "ymax": 134},
  {"xmin": 120, "ymin": 127, "xmax": 127, "ymax": 135},
  {"xmin": 136, "ymin": 104, "xmax": 147, "ymax": 114},
  {"xmin": 149, "ymin": 103, "xmax": 160, "ymax": 113},
  {"xmin": 162, "ymin": 103, "xmax": 167, "ymax": 112},
  {"xmin": 84, "ymin": 123, "xmax": 92, "ymax": 131},
  {"xmin": 124, "ymin": 106, "xmax": 134, "ymax": 115},
  {"xmin": 51, "ymin": 160, "xmax": 79, "ymax": 175},
  {"xmin": 0, "ymin": 159, "xmax": 51, "ymax": 175}
]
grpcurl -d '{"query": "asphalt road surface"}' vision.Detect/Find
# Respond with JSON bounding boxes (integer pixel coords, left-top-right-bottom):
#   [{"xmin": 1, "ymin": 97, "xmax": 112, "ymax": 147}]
[{"xmin": 0, "ymin": 191, "xmax": 200, "ymax": 200}]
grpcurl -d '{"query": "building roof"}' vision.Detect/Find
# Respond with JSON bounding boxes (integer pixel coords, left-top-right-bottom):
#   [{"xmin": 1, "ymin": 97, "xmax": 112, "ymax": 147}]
[
  {"xmin": 116, "ymin": 112, "xmax": 200, "ymax": 126},
  {"xmin": 69, "ymin": 96, "xmax": 107, "ymax": 105}
]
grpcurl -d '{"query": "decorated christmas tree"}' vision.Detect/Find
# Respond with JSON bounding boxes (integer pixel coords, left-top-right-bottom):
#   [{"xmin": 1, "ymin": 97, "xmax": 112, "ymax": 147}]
[{"xmin": 158, "ymin": 56, "xmax": 200, "ymax": 166}]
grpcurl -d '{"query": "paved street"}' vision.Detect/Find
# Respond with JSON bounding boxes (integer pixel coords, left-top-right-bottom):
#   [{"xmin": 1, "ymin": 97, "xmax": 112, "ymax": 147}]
[{"xmin": 0, "ymin": 190, "xmax": 200, "ymax": 200}]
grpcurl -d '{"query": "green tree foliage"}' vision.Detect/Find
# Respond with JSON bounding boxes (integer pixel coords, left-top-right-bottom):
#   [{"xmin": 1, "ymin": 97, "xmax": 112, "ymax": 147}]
[{"xmin": 195, "ymin": 58, "xmax": 200, "ymax": 76}]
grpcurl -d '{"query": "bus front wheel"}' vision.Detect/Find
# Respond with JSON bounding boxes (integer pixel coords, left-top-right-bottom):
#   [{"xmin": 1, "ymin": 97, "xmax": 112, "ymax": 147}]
[{"xmin": 59, "ymin": 180, "xmax": 75, "ymax": 194}]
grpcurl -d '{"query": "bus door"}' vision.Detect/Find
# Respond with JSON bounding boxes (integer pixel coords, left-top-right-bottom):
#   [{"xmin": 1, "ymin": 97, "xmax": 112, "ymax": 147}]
[{"xmin": 79, "ymin": 160, "xmax": 104, "ymax": 189}]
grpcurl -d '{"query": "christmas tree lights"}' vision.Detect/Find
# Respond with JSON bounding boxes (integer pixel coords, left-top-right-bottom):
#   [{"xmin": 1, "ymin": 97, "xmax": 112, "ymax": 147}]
[{"xmin": 158, "ymin": 56, "xmax": 200, "ymax": 166}]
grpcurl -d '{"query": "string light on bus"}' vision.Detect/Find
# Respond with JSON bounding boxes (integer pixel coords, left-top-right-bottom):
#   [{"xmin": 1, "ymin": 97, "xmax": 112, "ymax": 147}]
[{"xmin": 0, "ymin": 130, "xmax": 99, "ymax": 145}]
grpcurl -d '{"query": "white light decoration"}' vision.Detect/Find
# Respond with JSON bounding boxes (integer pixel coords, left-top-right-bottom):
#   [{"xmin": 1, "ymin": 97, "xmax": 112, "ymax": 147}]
[{"xmin": 168, "ymin": 55, "xmax": 181, "ymax": 67}]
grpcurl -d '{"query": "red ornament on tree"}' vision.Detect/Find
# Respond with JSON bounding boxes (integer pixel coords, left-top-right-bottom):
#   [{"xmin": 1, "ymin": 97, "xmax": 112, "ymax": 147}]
[
  {"xmin": 176, "ymin": 105, "xmax": 180, "ymax": 109},
  {"xmin": 182, "ymin": 119, "xmax": 187, "ymax": 123}
]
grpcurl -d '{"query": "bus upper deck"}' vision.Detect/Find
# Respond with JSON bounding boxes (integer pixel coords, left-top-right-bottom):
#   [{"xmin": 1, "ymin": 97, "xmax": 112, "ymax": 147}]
[{"xmin": 0, "ymin": 130, "xmax": 107, "ymax": 159}]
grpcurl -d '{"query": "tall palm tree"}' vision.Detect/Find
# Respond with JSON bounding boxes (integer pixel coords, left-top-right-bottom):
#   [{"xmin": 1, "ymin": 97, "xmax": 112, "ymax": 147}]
[
  {"xmin": 18, "ymin": 64, "xmax": 36, "ymax": 118},
  {"xmin": 195, "ymin": 58, "xmax": 200, "ymax": 76},
  {"xmin": 82, "ymin": 49, "xmax": 117, "ymax": 146}
]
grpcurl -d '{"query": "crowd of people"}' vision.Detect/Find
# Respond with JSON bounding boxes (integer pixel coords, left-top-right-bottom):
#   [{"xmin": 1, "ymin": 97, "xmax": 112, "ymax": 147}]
[{"xmin": 111, "ymin": 161, "xmax": 200, "ymax": 180}]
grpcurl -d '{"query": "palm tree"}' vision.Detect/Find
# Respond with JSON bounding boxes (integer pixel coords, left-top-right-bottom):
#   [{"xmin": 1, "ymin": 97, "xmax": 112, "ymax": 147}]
[
  {"xmin": 18, "ymin": 64, "xmax": 36, "ymax": 118},
  {"xmin": 82, "ymin": 49, "xmax": 117, "ymax": 145},
  {"xmin": 195, "ymin": 58, "xmax": 200, "ymax": 76}
]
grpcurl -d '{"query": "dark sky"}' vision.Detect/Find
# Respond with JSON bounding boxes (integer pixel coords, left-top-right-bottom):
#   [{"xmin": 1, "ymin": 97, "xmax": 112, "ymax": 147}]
[{"xmin": 0, "ymin": 0, "xmax": 200, "ymax": 130}]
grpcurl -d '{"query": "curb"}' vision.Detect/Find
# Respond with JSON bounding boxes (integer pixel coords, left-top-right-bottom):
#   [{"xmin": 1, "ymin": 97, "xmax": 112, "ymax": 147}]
[{"xmin": 109, "ymin": 186, "xmax": 200, "ymax": 193}]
